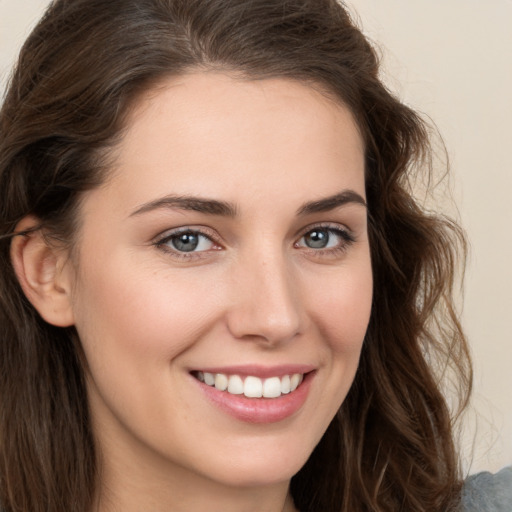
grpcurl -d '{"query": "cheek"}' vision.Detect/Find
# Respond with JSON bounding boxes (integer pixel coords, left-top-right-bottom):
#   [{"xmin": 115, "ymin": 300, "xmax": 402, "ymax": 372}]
[
  {"xmin": 69, "ymin": 255, "xmax": 227, "ymax": 446},
  {"xmin": 298, "ymin": 257, "xmax": 372, "ymax": 433},
  {"xmin": 70, "ymin": 254, "xmax": 223, "ymax": 371},
  {"xmin": 310, "ymin": 259, "xmax": 373, "ymax": 355}
]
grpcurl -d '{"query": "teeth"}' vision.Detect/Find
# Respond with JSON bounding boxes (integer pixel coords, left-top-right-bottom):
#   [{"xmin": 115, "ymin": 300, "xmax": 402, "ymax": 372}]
[
  {"xmin": 227, "ymin": 375, "xmax": 244, "ymax": 395},
  {"xmin": 290, "ymin": 373, "xmax": 303, "ymax": 392},
  {"xmin": 204, "ymin": 372, "xmax": 215, "ymax": 386},
  {"xmin": 263, "ymin": 377, "xmax": 281, "ymax": 398},
  {"xmin": 197, "ymin": 372, "xmax": 305, "ymax": 398},
  {"xmin": 214, "ymin": 373, "xmax": 228, "ymax": 391},
  {"xmin": 281, "ymin": 374, "xmax": 291, "ymax": 394},
  {"xmin": 244, "ymin": 376, "xmax": 263, "ymax": 397}
]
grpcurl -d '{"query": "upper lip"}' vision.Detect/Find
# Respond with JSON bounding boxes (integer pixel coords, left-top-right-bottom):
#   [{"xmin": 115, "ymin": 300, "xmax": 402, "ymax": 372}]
[{"xmin": 189, "ymin": 364, "xmax": 316, "ymax": 379}]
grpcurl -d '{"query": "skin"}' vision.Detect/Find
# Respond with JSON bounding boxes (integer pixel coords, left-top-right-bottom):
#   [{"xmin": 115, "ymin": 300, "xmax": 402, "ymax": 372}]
[{"xmin": 21, "ymin": 73, "xmax": 373, "ymax": 511}]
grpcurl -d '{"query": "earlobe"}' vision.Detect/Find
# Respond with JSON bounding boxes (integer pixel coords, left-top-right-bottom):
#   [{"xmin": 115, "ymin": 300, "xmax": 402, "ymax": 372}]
[{"xmin": 10, "ymin": 216, "xmax": 75, "ymax": 327}]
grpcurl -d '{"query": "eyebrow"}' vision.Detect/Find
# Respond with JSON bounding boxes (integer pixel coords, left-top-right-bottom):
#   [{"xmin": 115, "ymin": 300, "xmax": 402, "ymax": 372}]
[
  {"xmin": 130, "ymin": 195, "xmax": 237, "ymax": 218},
  {"xmin": 129, "ymin": 189, "xmax": 366, "ymax": 218},
  {"xmin": 296, "ymin": 190, "xmax": 367, "ymax": 215}
]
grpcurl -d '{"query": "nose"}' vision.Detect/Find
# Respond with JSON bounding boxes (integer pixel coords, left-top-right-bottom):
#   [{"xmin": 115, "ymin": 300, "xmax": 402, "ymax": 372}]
[{"xmin": 226, "ymin": 249, "xmax": 304, "ymax": 346}]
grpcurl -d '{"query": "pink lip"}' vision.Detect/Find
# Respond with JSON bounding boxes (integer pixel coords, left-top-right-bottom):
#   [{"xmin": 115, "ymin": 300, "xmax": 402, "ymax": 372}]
[{"xmin": 192, "ymin": 369, "xmax": 315, "ymax": 424}]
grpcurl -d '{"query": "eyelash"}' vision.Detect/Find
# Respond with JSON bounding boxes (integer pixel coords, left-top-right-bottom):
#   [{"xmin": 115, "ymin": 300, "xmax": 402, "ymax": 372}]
[
  {"xmin": 295, "ymin": 223, "xmax": 356, "ymax": 257},
  {"xmin": 154, "ymin": 223, "xmax": 355, "ymax": 260},
  {"xmin": 154, "ymin": 227, "xmax": 221, "ymax": 260}
]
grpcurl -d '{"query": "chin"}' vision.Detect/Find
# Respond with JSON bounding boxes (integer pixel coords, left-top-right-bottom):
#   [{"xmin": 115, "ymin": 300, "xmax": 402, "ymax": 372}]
[{"xmin": 194, "ymin": 434, "xmax": 316, "ymax": 488}]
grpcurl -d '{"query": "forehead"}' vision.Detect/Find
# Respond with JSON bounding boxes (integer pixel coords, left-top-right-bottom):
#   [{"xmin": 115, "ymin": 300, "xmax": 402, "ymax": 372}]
[{"xmin": 97, "ymin": 72, "xmax": 365, "ymax": 216}]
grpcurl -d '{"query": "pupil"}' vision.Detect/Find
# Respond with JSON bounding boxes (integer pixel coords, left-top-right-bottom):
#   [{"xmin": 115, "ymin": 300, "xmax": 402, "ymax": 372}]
[
  {"xmin": 172, "ymin": 232, "xmax": 199, "ymax": 252},
  {"xmin": 306, "ymin": 229, "xmax": 329, "ymax": 249}
]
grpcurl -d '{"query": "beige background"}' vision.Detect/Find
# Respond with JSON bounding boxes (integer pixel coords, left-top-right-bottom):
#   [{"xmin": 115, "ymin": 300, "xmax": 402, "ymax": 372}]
[{"xmin": 1, "ymin": 0, "xmax": 511, "ymax": 475}]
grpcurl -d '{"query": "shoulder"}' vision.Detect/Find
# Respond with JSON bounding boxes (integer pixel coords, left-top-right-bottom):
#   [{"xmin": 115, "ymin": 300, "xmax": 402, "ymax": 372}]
[{"xmin": 461, "ymin": 466, "xmax": 512, "ymax": 512}]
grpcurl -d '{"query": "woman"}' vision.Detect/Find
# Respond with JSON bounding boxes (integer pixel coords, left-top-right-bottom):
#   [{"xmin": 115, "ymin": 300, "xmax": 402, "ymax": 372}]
[{"xmin": 0, "ymin": 1, "xmax": 509, "ymax": 511}]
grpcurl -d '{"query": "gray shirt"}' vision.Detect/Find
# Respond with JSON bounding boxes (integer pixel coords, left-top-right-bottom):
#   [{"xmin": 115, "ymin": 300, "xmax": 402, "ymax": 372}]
[{"xmin": 462, "ymin": 466, "xmax": 512, "ymax": 511}]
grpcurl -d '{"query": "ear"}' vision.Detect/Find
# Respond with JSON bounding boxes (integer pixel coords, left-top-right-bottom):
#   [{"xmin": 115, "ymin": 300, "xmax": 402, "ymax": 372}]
[{"xmin": 10, "ymin": 216, "xmax": 75, "ymax": 327}]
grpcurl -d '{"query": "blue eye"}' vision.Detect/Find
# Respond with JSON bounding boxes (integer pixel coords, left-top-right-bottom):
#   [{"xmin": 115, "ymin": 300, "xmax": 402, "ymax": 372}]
[
  {"xmin": 297, "ymin": 226, "xmax": 354, "ymax": 251},
  {"xmin": 159, "ymin": 230, "xmax": 215, "ymax": 253},
  {"xmin": 303, "ymin": 229, "xmax": 331, "ymax": 249}
]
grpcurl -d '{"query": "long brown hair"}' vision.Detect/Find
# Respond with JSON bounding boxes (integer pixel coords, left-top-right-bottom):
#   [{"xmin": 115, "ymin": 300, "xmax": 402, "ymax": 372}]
[{"xmin": 0, "ymin": 1, "xmax": 471, "ymax": 511}]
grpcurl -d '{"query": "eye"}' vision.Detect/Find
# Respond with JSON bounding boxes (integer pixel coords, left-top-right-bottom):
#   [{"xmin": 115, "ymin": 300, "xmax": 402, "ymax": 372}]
[
  {"xmin": 156, "ymin": 229, "xmax": 217, "ymax": 253},
  {"xmin": 296, "ymin": 226, "xmax": 354, "ymax": 251}
]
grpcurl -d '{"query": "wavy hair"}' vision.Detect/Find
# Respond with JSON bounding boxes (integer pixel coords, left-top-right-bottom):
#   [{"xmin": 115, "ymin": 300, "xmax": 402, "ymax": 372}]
[{"xmin": 0, "ymin": 1, "xmax": 471, "ymax": 511}]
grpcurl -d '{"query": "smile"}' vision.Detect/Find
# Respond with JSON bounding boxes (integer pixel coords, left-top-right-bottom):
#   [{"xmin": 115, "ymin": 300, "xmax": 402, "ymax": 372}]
[{"xmin": 194, "ymin": 372, "xmax": 304, "ymax": 399}]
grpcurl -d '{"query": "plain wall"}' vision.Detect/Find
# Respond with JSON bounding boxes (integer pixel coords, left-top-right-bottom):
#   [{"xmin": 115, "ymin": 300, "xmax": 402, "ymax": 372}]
[{"xmin": 1, "ymin": 0, "xmax": 511, "ymax": 475}]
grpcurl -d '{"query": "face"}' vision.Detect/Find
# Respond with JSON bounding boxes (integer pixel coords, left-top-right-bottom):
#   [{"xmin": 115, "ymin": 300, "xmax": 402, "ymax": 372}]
[{"xmin": 67, "ymin": 73, "xmax": 372, "ymax": 490}]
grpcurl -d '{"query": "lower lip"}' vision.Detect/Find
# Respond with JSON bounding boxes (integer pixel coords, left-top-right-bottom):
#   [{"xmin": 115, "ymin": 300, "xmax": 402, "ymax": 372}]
[{"xmin": 195, "ymin": 372, "xmax": 315, "ymax": 424}]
